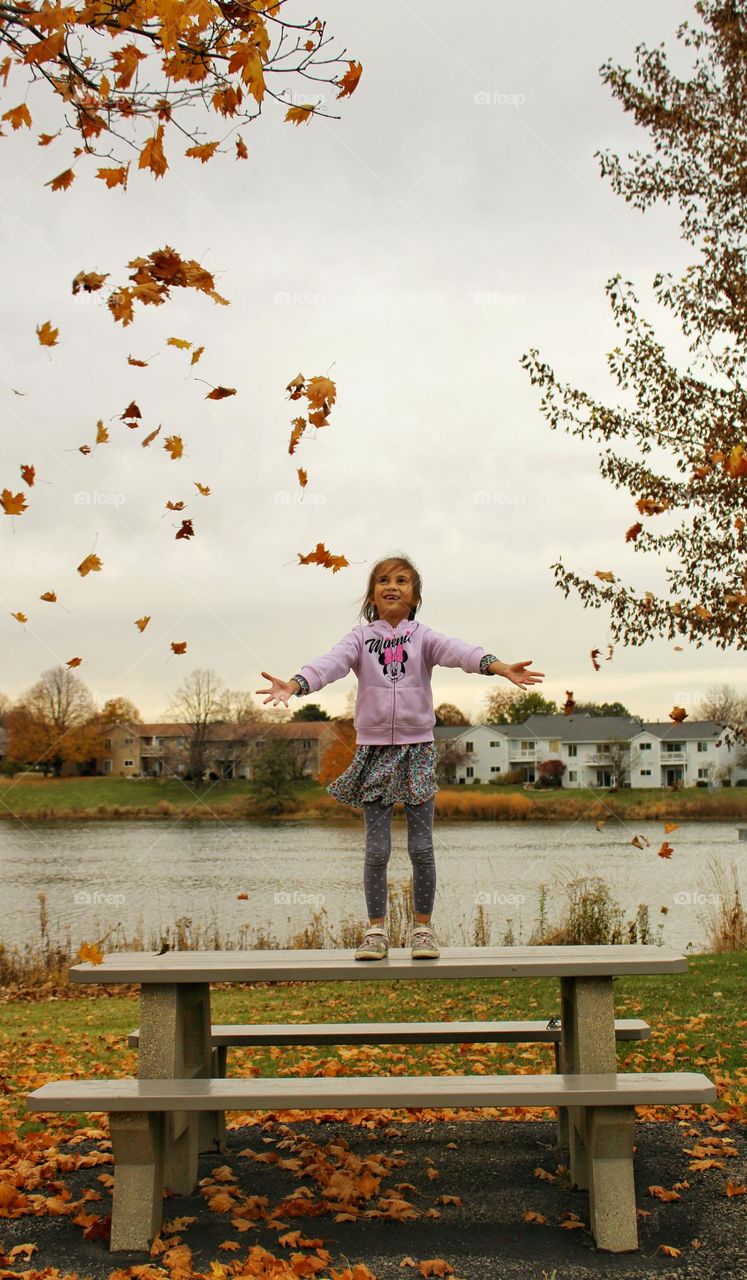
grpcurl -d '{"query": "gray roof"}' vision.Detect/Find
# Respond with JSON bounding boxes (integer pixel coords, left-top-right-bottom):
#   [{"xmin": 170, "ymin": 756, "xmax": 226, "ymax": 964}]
[
  {"xmin": 439, "ymin": 714, "xmax": 729, "ymax": 744},
  {"xmin": 640, "ymin": 720, "xmax": 726, "ymax": 742}
]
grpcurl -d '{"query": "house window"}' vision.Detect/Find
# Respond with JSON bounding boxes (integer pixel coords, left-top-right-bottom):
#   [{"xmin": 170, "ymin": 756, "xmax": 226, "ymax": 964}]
[
  {"xmin": 640, "ymin": 741, "xmax": 651, "ymax": 751},
  {"xmin": 698, "ymin": 767, "xmax": 709, "ymax": 779},
  {"xmin": 697, "ymin": 741, "xmax": 709, "ymax": 752},
  {"xmin": 662, "ymin": 742, "xmax": 684, "ymax": 753},
  {"xmin": 640, "ymin": 768, "xmax": 651, "ymax": 776},
  {"xmin": 124, "ymin": 759, "xmax": 134, "ymax": 767},
  {"xmin": 490, "ymin": 765, "xmax": 501, "ymax": 773},
  {"xmin": 466, "ymin": 766, "xmax": 474, "ymax": 778},
  {"xmin": 490, "ymin": 740, "xmax": 502, "ymax": 748},
  {"xmin": 103, "ymin": 759, "xmax": 112, "ymax": 773},
  {"xmin": 105, "ymin": 737, "xmax": 112, "ymax": 749},
  {"xmin": 124, "ymin": 737, "xmax": 133, "ymax": 745},
  {"xmin": 568, "ymin": 744, "xmax": 577, "ymax": 757},
  {"xmin": 568, "ymin": 770, "xmax": 577, "ymax": 782},
  {"xmin": 550, "ymin": 739, "xmax": 559, "ymax": 751},
  {"xmin": 465, "ymin": 742, "xmax": 474, "ymax": 753},
  {"xmin": 520, "ymin": 740, "xmax": 533, "ymax": 752},
  {"xmin": 302, "ymin": 739, "xmax": 311, "ymax": 749}
]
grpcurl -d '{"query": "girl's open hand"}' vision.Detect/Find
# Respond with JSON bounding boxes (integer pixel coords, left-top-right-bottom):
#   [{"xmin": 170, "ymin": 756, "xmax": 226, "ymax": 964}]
[
  {"xmin": 503, "ymin": 660, "xmax": 545, "ymax": 688},
  {"xmin": 256, "ymin": 671, "xmax": 297, "ymax": 707}
]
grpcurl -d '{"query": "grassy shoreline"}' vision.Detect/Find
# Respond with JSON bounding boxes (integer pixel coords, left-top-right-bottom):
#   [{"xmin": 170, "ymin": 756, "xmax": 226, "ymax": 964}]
[{"xmin": 1, "ymin": 775, "xmax": 747, "ymax": 822}]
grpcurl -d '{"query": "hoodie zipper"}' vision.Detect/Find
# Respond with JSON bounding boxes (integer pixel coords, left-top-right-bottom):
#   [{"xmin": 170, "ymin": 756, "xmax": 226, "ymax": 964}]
[{"xmin": 391, "ymin": 682, "xmax": 396, "ymax": 745}]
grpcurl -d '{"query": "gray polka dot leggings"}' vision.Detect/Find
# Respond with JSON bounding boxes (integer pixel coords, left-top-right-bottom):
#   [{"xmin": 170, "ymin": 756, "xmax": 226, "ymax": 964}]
[{"xmin": 362, "ymin": 796, "xmax": 436, "ymax": 918}]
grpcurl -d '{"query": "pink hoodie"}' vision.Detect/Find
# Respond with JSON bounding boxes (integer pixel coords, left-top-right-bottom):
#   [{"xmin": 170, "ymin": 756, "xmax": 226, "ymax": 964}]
[{"xmin": 297, "ymin": 618, "xmax": 490, "ymax": 745}]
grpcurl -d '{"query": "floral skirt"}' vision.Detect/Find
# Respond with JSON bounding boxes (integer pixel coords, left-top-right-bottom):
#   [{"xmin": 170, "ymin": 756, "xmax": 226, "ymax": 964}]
[{"xmin": 327, "ymin": 741, "xmax": 439, "ymax": 808}]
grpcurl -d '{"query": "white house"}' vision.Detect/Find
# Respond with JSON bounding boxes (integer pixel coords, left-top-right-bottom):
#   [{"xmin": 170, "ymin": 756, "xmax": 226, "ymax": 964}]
[{"xmin": 434, "ymin": 714, "xmax": 747, "ymax": 789}]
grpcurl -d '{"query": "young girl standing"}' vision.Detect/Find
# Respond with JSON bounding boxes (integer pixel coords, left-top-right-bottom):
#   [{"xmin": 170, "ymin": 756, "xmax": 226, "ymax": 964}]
[{"xmin": 256, "ymin": 554, "xmax": 544, "ymax": 962}]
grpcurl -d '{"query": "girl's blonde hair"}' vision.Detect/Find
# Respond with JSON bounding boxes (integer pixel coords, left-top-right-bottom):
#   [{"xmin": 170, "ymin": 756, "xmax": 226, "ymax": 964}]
[{"xmin": 357, "ymin": 553, "xmax": 423, "ymax": 624}]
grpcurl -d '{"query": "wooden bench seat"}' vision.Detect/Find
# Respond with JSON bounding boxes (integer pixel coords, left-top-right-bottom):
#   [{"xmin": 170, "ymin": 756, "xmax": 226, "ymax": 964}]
[{"xmin": 28, "ymin": 1070, "xmax": 716, "ymax": 1256}]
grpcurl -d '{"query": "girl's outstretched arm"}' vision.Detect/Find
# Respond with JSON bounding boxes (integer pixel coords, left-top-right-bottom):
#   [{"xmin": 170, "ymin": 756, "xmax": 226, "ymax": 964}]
[{"xmin": 488, "ymin": 659, "xmax": 545, "ymax": 687}]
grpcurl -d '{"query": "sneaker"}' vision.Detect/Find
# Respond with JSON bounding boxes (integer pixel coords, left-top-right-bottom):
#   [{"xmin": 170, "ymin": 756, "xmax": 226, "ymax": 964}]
[
  {"xmin": 410, "ymin": 924, "xmax": 440, "ymax": 959},
  {"xmin": 354, "ymin": 925, "xmax": 389, "ymax": 961}
]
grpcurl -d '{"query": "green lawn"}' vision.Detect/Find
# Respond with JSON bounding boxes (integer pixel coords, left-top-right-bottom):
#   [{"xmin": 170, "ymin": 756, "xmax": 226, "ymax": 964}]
[
  {"xmin": 0, "ymin": 774, "xmax": 745, "ymax": 820},
  {"xmin": 3, "ymin": 951, "xmax": 745, "ymax": 1135}
]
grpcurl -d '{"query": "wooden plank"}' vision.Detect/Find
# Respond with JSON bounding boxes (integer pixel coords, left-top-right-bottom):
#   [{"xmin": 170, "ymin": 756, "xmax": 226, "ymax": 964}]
[
  {"xmin": 28, "ymin": 1071, "xmax": 717, "ymax": 1112},
  {"xmin": 68, "ymin": 945, "xmax": 688, "ymax": 983},
  {"xmin": 126, "ymin": 1018, "xmax": 651, "ymax": 1047}
]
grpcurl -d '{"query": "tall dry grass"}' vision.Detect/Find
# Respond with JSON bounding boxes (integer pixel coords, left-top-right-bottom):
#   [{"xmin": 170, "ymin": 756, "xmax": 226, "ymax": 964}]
[{"xmin": 700, "ymin": 858, "xmax": 747, "ymax": 952}]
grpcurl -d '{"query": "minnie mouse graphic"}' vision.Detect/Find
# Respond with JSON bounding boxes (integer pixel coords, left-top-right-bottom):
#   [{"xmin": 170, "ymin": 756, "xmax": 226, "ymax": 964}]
[{"xmin": 378, "ymin": 637, "xmax": 409, "ymax": 682}]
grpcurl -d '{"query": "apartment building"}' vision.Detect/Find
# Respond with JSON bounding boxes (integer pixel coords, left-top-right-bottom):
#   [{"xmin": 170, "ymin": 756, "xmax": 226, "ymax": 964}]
[
  {"xmin": 434, "ymin": 714, "xmax": 747, "ymax": 788},
  {"xmin": 93, "ymin": 720, "xmax": 340, "ymax": 781}
]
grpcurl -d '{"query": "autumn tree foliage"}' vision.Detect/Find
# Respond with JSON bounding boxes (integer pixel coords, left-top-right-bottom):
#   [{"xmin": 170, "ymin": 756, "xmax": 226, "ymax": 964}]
[
  {"xmin": 0, "ymin": 0, "xmax": 362, "ymax": 191},
  {"xmin": 317, "ymin": 718, "xmax": 355, "ymax": 786},
  {"xmin": 522, "ymin": 2, "xmax": 747, "ymax": 659},
  {"xmin": 6, "ymin": 664, "xmax": 105, "ymax": 775}
]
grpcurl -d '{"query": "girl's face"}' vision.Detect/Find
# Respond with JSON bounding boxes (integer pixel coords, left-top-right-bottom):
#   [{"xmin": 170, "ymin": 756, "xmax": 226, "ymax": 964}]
[{"xmin": 371, "ymin": 566, "xmax": 415, "ymax": 624}]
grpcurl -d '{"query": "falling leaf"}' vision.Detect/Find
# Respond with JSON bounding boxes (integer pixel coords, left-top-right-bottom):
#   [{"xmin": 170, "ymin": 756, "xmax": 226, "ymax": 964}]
[
  {"xmin": 297, "ymin": 542, "xmax": 349, "ymax": 573},
  {"xmin": 658, "ymin": 842, "xmax": 674, "ymax": 859},
  {"xmin": 594, "ymin": 570, "xmax": 616, "ymax": 583},
  {"xmin": 166, "ymin": 500, "xmax": 186, "ymax": 511},
  {"xmin": 176, "ymin": 518, "xmax": 194, "ymax": 540},
  {"xmin": 562, "ymin": 691, "xmax": 575, "ymax": 715},
  {"xmin": 2, "ymin": 490, "xmax": 28, "ymax": 515},
  {"xmin": 142, "ymin": 425, "xmax": 161, "ymax": 447},
  {"xmin": 205, "ymin": 385, "xmax": 236, "ymax": 400},
  {"xmin": 40, "ymin": 591, "xmax": 57, "ymax": 602},
  {"xmin": 2, "ymin": 103, "xmax": 32, "ymax": 129},
  {"xmin": 191, "ymin": 345, "xmax": 205, "ymax": 365},
  {"xmin": 36, "ymin": 320, "xmax": 59, "ymax": 346},
  {"xmin": 77, "ymin": 553, "xmax": 103, "ymax": 577},
  {"xmin": 237, "ymin": 893, "xmax": 249, "ymax": 900},
  {"xmin": 96, "ymin": 165, "xmax": 129, "ymax": 189},
  {"xmin": 139, "ymin": 124, "xmax": 168, "ymax": 177},
  {"xmin": 590, "ymin": 648, "xmax": 601, "ymax": 671},
  {"xmin": 66, "ymin": 656, "xmax": 83, "ymax": 667},
  {"xmin": 236, "ymin": 135, "xmax": 248, "ymax": 159},
  {"xmin": 171, "ymin": 641, "xmax": 187, "ymax": 654},
  {"xmin": 636, "ymin": 497, "xmax": 670, "ymax": 516},
  {"xmin": 195, "ymin": 482, "xmax": 211, "ymax": 495},
  {"xmin": 45, "ymin": 168, "xmax": 75, "ymax": 192},
  {"xmin": 167, "ymin": 337, "xmax": 192, "ymax": 349},
  {"xmin": 669, "ymin": 706, "xmax": 688, "ymax": 722},
  {"xmin": 164, "ymin": 435, "xmax": 184, "ymax": 460},
  {"xmin": 625, "ymin": 521, "xmax": 643, "ymax": 542},
  {"xmin": 286, "ymin": 372, "xmax": 305, "ymax": 397},
  {"xmin": 631, "ymin": 834, "xmax": 650, "ymax": 849},
  {"xmin": 11, "ymin": 611, "xmax": 27, "ymax": 623},
  {"xmin": 298, "ymin": 468, "xmax": 308, "ymax": 489},
  {"xmin": 72, "ymin": 270, "xmax": 109, "ymax": 295},
  {"xmin": 79, "ymin": 444, "xmax": 92, "ymax": 455},
  {"xmin": 135, "ymin": 616, "xmax": 151, "ymax": 632},
  {"xmin": 76, "ymin": 941, "xmax": 103, "ymax": 965},
  {"xmin": 20, "ymin": 464, "xmax": 35, "ymax": 486},
  {"xmin": 304, "ymin": 375, "xmax": 336, "ymax": 411},
  {"xmin": 128, "ymin": 355, "xmax": 149, "ymax": 367},
  {"xmin": 96, "ymin": 420, "xmax": 109, "ymax": 445},
  {"xmin": 664, "ymin": 822, "xmax": 678, "ymax": 834},
  {"xmin": 121, "ymin": 400, "xmax": 141, "ymax": 423}
]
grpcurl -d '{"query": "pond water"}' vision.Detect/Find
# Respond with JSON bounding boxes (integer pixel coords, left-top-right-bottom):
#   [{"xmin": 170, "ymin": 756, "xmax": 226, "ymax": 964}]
[{"xmin": 2, "ymin": 816, "xmax": 745, "ymax": 956}]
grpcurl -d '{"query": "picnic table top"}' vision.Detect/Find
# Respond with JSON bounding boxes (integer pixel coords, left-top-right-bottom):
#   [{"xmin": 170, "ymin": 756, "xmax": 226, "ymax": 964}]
[{"xmin": 68, "ymin": 944, "xmax": 688, "ymax": 983}]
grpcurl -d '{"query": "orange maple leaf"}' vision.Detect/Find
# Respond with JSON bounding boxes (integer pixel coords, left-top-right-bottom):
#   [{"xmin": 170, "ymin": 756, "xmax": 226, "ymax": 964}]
[
  {"xmin": 77, "ymin": 553, "xmax": 103, "ymax": 576},
  {"xmin": 72, "ymin": 270, "xmax": 109, "ymax": 295},
  {"xmin": 76, "ymin": 941, "xmax": 104, "ymax": 965},
  {"xmin": 40, "ymin": 591, "xmax": 56, "ymax": 602},
  {"xmin": 66, "ymin": 656, "xmax": 83, "ymax": 667},
  {"xmin": 45, "ymin": 168, "xmax": 75, "ymax": 191},
  {"xmin": 191, "ymin": 346, "xmax": 205, "ymax": 365},
  {"xmin": 285, "ymin": 104, "xmax": 315, "ymax": 126},
  {"xmin": 298, "ymin": 468, "xmax": 307, "ymax": 489},
  {"xmin": 96, "ymin": 420, "xmax": 109, "ymax": 444},
  {"xmin": 195, "ymin": 482, "xmax": 210, "ymax": 495},
  {"xmin": 171, "ymin": 641, "xmax": 187, "ymax": 654},
  {"xmin": 11, "ymin": 611, "xmax": 27, "ymax": 623},
  {"xmin": 297, "ymin": 542, "xmax": 349, "ymax": 573},
  {"xmin": 594, "ymin": 570, "xmax": 616, "ymax": 583},
  {"xmin": 175, "ymin": 518, "xmax": 194, "ymax": 540},
  {"xmin": 166, "ymin": 500, "xmax": 186, "ymax": 510},
  {"xmin": 36, "ymin": 320, "xmax": 59, "ymax": 346},
  {"xmin": 96, "ymin": 165, "xmax": 129, "ymax": 189},
  {"xmin": 185, "ymin": 141, "xmax": 220, "ymax": 163},
  {"xmin": 139, "ymin": 124, "xmax": 168, "ymax": 177},
  {"xmin": 336, "ymin": 60, "xmax": 363, "ymax": 99},
  {"xmin": 625, "ymin": 521, "xmax": 643, "ymax": 542},
  {"xmin": 20, "ymin": 464, "xmax": 35, "ymax": 486},
  {"xmin": 164, "ymin": 435, "xmax": 184, "ymax": 460},
  {"xmin": 669, "ymin": 706, "xmax": 688, "ymax": 722},
  {"xmin": 167, "ymin": 336, "xmax": 192, "ymax": 349},
  {"xmin": 590, "ymin": 648, "xmax": 601, "ymax": 671},
  {"xmin": 2, "ymin": 489, "xmax": 28, "ymax": 515},
  {"xmin": 2, "ymin": 103, "xmax": 32, "ymax": 129},
  {"xmin": 121, "ymin": 400, "xmax": 141, "ymax": 422},
  {"xmin": 304, "ymin": 375, "xmax": 336, "ymax": 411},
  {"xmin": 135, "ymin": 616, "xmax": 151, "ymax": 632},
  {"xmin": 205, "ymin": 386, "xmax": 236, "ymax": 400},
  {"xmin": 142, "ymin": 425, "xmax": 161, "ymax": 447},
  {"xmin": 128, "ymin": 355, "xmax": 148, "ymax": 367}
]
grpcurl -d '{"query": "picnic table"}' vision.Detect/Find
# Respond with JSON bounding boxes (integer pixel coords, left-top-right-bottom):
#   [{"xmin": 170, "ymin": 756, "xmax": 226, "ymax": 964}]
[{"xmin": 28, "ymin": 944, "xmax": 716, "ymax": 1255}]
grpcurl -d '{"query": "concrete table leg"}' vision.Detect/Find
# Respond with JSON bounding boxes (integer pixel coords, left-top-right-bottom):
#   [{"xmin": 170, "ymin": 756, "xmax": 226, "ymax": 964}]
[
  {"xmin": 137, "ymin": 983, "xmax": 213, "ymax": 1195},
  {"xmin": 559, "ymin": 976, "xmax": 617, "ymax": 1192},
  {"xmin": 585, "ymin": 1105, "xmax": 639, "ymax": 1251},
  {"xmin": 109, "ymin": 1111, "xmax": 164, "ymax": 1252},
  {"xmin": 553, "ymin": 1040, "xmax": 569, "ymax": 1149}
]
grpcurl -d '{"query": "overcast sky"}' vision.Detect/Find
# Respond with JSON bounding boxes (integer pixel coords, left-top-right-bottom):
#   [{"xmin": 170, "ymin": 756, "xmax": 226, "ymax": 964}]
[{"xmin": 1, "ymin": 0, "xmax": 737, "ymax": 727}]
